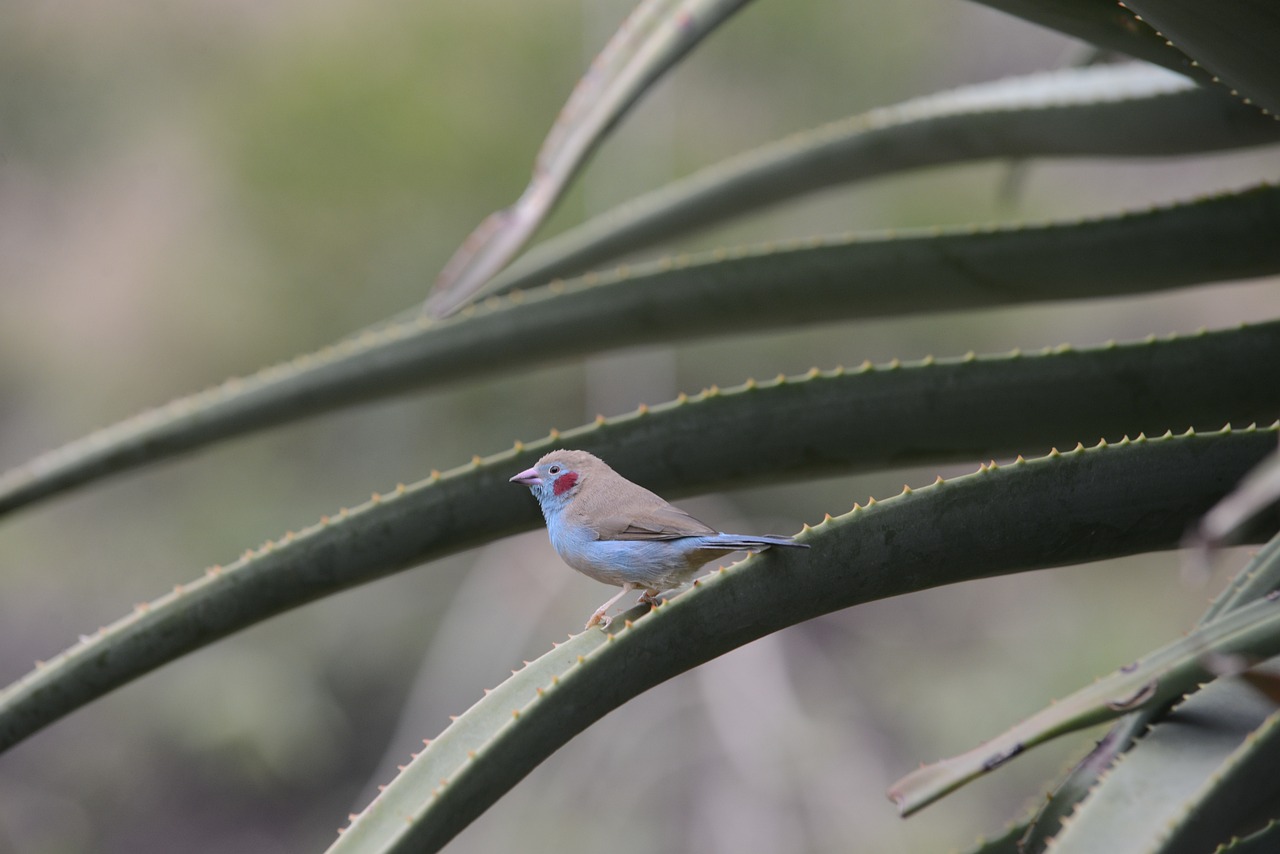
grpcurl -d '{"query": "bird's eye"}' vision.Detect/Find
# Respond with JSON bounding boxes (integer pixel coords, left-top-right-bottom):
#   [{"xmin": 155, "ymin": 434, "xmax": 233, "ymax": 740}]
[{"xmin": 548, "ymin": 465, "xmax": 562, "ymax": 474}]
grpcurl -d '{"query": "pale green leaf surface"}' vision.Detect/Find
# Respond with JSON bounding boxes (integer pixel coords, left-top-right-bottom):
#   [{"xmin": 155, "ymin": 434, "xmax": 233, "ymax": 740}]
[
  {"xmin": 425, "ymin": 0, "xmax": 754, "ymax": 317},
  {"xmin": 889, "ymin": 584, "xmax": 1280, "ymax": 817},
  {"xmin": 1045, "ymin": 668, "xmax": 1280, "ymax": 854},
  {"xmin": 1019, "ymin": 531, "xmax": 1280, "ymax": 850}
]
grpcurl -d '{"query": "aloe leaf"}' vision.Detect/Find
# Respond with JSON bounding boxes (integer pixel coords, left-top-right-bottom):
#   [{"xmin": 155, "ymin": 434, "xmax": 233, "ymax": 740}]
[
  {"xmin": 1016, "ymin": 724, "xmax": 1135, "ymax": 853},
  {"xmin": 1019, "ymin": 533, "xmax": 1280, "ymax": 850},
  {"xmin": 490, "ymin": 64, "xmax": 1280, "ymax": 294},
  {"xmin": 1122, "ymin": 0, "xmax": 1280, "ymax": 115},
  {"xmin": 1040, "ymin": 517, "xmax": 1280, "ymax": 848},
  {"xmin": 916, "ymin": 530, "xmax": 1280, "ymax": 843},
  {"xmin": 1204, "ymin": 536, "xmax": 1280, "ymax": 627},
  {"xmin": 969, "ymin": 0, "xmax": 1205, "ymax": 80},
  {"xmin": 327, "ymin": 429, "xmax": 1278, "ymax": 854},
  {"xmin": 1190, "ymin": 448, "xmax": 1280, "ymax": 551},
  {"xmin": 960, "ymin": 818, "xmax": 1035, "ymax": 854},
  {"xmin": 1043, "ymin": 666, "xmax": 1280, "ymax": 854},
  {"xmin": 2, "ymin": 325, "xmax": 1278, "ymax": 755},
  {"xmin": 4, "ymin": 185, "xmax": 1279, "ymax": 519},
  {"xmin": 888, "ymin": 570, "xmax": 1280, "ymax": 816},
  {"xmin": 1216, "ymin": 821, "xmax": 1280, "ymax": 854},
  {"xmin": 424, "ymin": 0, "xmax": 753, "ymax": 317}
]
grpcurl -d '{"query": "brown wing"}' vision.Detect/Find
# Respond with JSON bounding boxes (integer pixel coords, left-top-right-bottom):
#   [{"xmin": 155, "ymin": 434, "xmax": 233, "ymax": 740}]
[
  {"xmin": 561, "ymin": 455, "xmax": 719, "ymax": 541},
  {"xmin": 607, "ymin": 503, "xmax": 718, "ymax": 541},
  {"xmin": 571, "ymin": 483, "xmax": 717, "ymax": 541}
]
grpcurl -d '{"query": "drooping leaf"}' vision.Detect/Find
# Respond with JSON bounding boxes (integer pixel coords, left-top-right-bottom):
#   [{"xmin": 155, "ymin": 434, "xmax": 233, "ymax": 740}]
[
  {"xmin": 424, "ymin": 0, "xmax": 754, "ymax": 317},
  {"xmin": 1043, "ymin": 666, "xmax": 1280, "ymax": 853},
  {"xmin": 888, "ymin": 572, "xmax": 1280, "ymax": 817},
  {"xmin": 1020, "ymin": 527, "xmax": 1280, "ymax": 850}
]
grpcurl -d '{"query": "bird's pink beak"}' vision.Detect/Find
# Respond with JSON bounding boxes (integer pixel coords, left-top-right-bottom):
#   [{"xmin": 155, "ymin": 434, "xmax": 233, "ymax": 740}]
[{"xmin": 509, "ymin": 466, "xmax": 542, "ymax": 486}]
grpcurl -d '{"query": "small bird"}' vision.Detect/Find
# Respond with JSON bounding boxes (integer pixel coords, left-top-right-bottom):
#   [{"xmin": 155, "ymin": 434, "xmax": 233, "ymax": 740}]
[{"xmin": 510, "ymin": 449, "xmax": 808, "ymax": 628}]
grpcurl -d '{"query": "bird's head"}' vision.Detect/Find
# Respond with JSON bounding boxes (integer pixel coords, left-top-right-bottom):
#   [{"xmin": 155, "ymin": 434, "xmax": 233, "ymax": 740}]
[{"xmin": 509, "ymin": 449, "xmax": 600, "ymax": 510}]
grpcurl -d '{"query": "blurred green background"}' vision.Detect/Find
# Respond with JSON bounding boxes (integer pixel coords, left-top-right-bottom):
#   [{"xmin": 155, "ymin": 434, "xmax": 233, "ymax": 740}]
[{"xmin": 0, "ymin": 1, "xmax": 1276, "ymax": 852}]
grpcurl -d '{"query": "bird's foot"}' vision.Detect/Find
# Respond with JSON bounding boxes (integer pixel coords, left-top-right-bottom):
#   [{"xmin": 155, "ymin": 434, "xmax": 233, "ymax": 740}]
[
  {"xmin": 585, "ymin": 610, "xmax": 612, "ymax": 630},
  {"xmin": 637, "ymin": 589, "xmax": 663, "ymax": 608}
]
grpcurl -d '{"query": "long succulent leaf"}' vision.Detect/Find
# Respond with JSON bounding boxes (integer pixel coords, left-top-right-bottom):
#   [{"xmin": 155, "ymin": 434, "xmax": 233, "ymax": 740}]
[
  {"xmin": 328, "ymin": 429, "xmax": 1278, "ymax": 854},
  {"xmin": 1043, "ymin": 666, "xmax": 1280, "ymax": 854},
  {"xmin": 887, "ymin": 576, "xmax": 1280, "ymax": 817},
  {"xmin": 968, "ymin": 0, "xmax": 1207, "ymax": 80},
  {"xmin": 2, "ymin": 327, "xmax": 1278, "ymax": 754},
  {"xmin": 1204, "ymin": 533, "xmax": 1280, "ymax": 626},
  {"xmin": 1017, "ymin": 725, "xmax": 1134, "ymax": 853},
  {"xmin": 1215, "ymin": 821, "xmax": 1280, "ymax": 854},
  {"xmin": 1020, "ymin": 532, "xmax": 1280, "ymax": 850},
  {"xmin": 491, "ymin": 64, "xmax": 1280, "ymax": 294},
  {"xmin": 4, "ymin": 185, "xmax": 1279, "ymax": 518},
  {"xmin": 424, "ymin": 0, "xmax": 753, "ymax": 317},
  {"xmin": 1122, "ymin": 0, "xmax": 1280, "ymax": 115},
  {"xmin": 1190, "ymin": 448, "xmax": 1280, "ymax": 551},
  {"xmin": 960, "ymin": 820, "xmax": 1034, "ymax": 854}
]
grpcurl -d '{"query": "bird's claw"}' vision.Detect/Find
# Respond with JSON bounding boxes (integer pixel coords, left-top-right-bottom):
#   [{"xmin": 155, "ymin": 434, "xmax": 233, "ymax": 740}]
[{"xmin": 586, "ymin": 611, "xmax": 612, "ymax": 630}]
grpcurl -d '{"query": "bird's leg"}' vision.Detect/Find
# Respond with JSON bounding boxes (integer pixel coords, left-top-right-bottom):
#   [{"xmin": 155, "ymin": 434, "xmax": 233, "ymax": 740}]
[
  {"xmin": 637, "ymin": 587, "xmax": 662, "ymax": 607},
  {"xmin": 586, "ymin": 582, "xmax": 635, "ymax": 629}
]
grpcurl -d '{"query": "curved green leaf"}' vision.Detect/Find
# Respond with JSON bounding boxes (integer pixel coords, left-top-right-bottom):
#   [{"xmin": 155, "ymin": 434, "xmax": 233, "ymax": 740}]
[
  {"xmin": 4, "ymin": 185, "xmax": 1279, "ymax": 518},
  {"xmin": 1215, "ymin": 821, "xmax": 1280, "ymax": 854},
  {"xmin": 2, "ymin": 326, "xmax": 1278, "ymax": 754},
  {"xmin": 1191, "ymin": 448, "xmax": 1280, "ymax": 551},
  {"xmin": 888, "ymin": 577, "xmax": 1280, "ymax": 817},
  {"xmin": 329, "ymin": 428, "xmax": 1278, "ymax": 854},
  {"xmin": 969, "ymin": 0, "xmax": 1207, "ymax": 81},
  {"xmin": 425, "ymin": 0, "xmax": 754, "ymax": 317},
  {"xmin": 1019, "ymin": 531, "xmax": 1280, "ymax": 851},
  {"xmin": 1044, "ymin": 667, "xmax": 1280, "ymax": 854},
  {"xmin": 1017, "ymin": 725, "xmax": 1133, "ymax": 854},
  {"xmin": 1205, "ymin": 535, "xmax": 1280, "ymax": 624},
  {"xmin": 491, "ymin": 64, "xmax": 1280, "ymax": 294},
  {"xmin": 962, "ymin": 820, "xmax": 1034, "ymax": 854},
  {"xmin": 1123, "ymin": 0, "xmax": 1280, "ymax": 115}
]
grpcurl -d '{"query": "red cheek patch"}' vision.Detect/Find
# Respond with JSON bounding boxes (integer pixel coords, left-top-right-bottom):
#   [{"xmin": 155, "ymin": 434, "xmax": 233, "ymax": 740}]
[{"xmin": 552, "ymin": 472, "xmax": 578, "ymax": 496}]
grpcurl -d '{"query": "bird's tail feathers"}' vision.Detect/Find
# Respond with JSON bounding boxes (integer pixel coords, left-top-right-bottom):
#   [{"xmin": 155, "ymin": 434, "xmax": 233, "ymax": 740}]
[{"xmin": 698, "ymin": 533, "xmax": 808, "ymax": 552}]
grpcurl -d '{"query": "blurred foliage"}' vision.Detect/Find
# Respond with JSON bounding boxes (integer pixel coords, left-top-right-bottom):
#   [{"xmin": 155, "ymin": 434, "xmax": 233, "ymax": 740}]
[
  {"xmin": 0, "ymin": 1, "xmax": 1276, "ymax": 853},
  {"xmin": 211, "ymin": 3, "xmax": 585, "ymax": 323}
]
